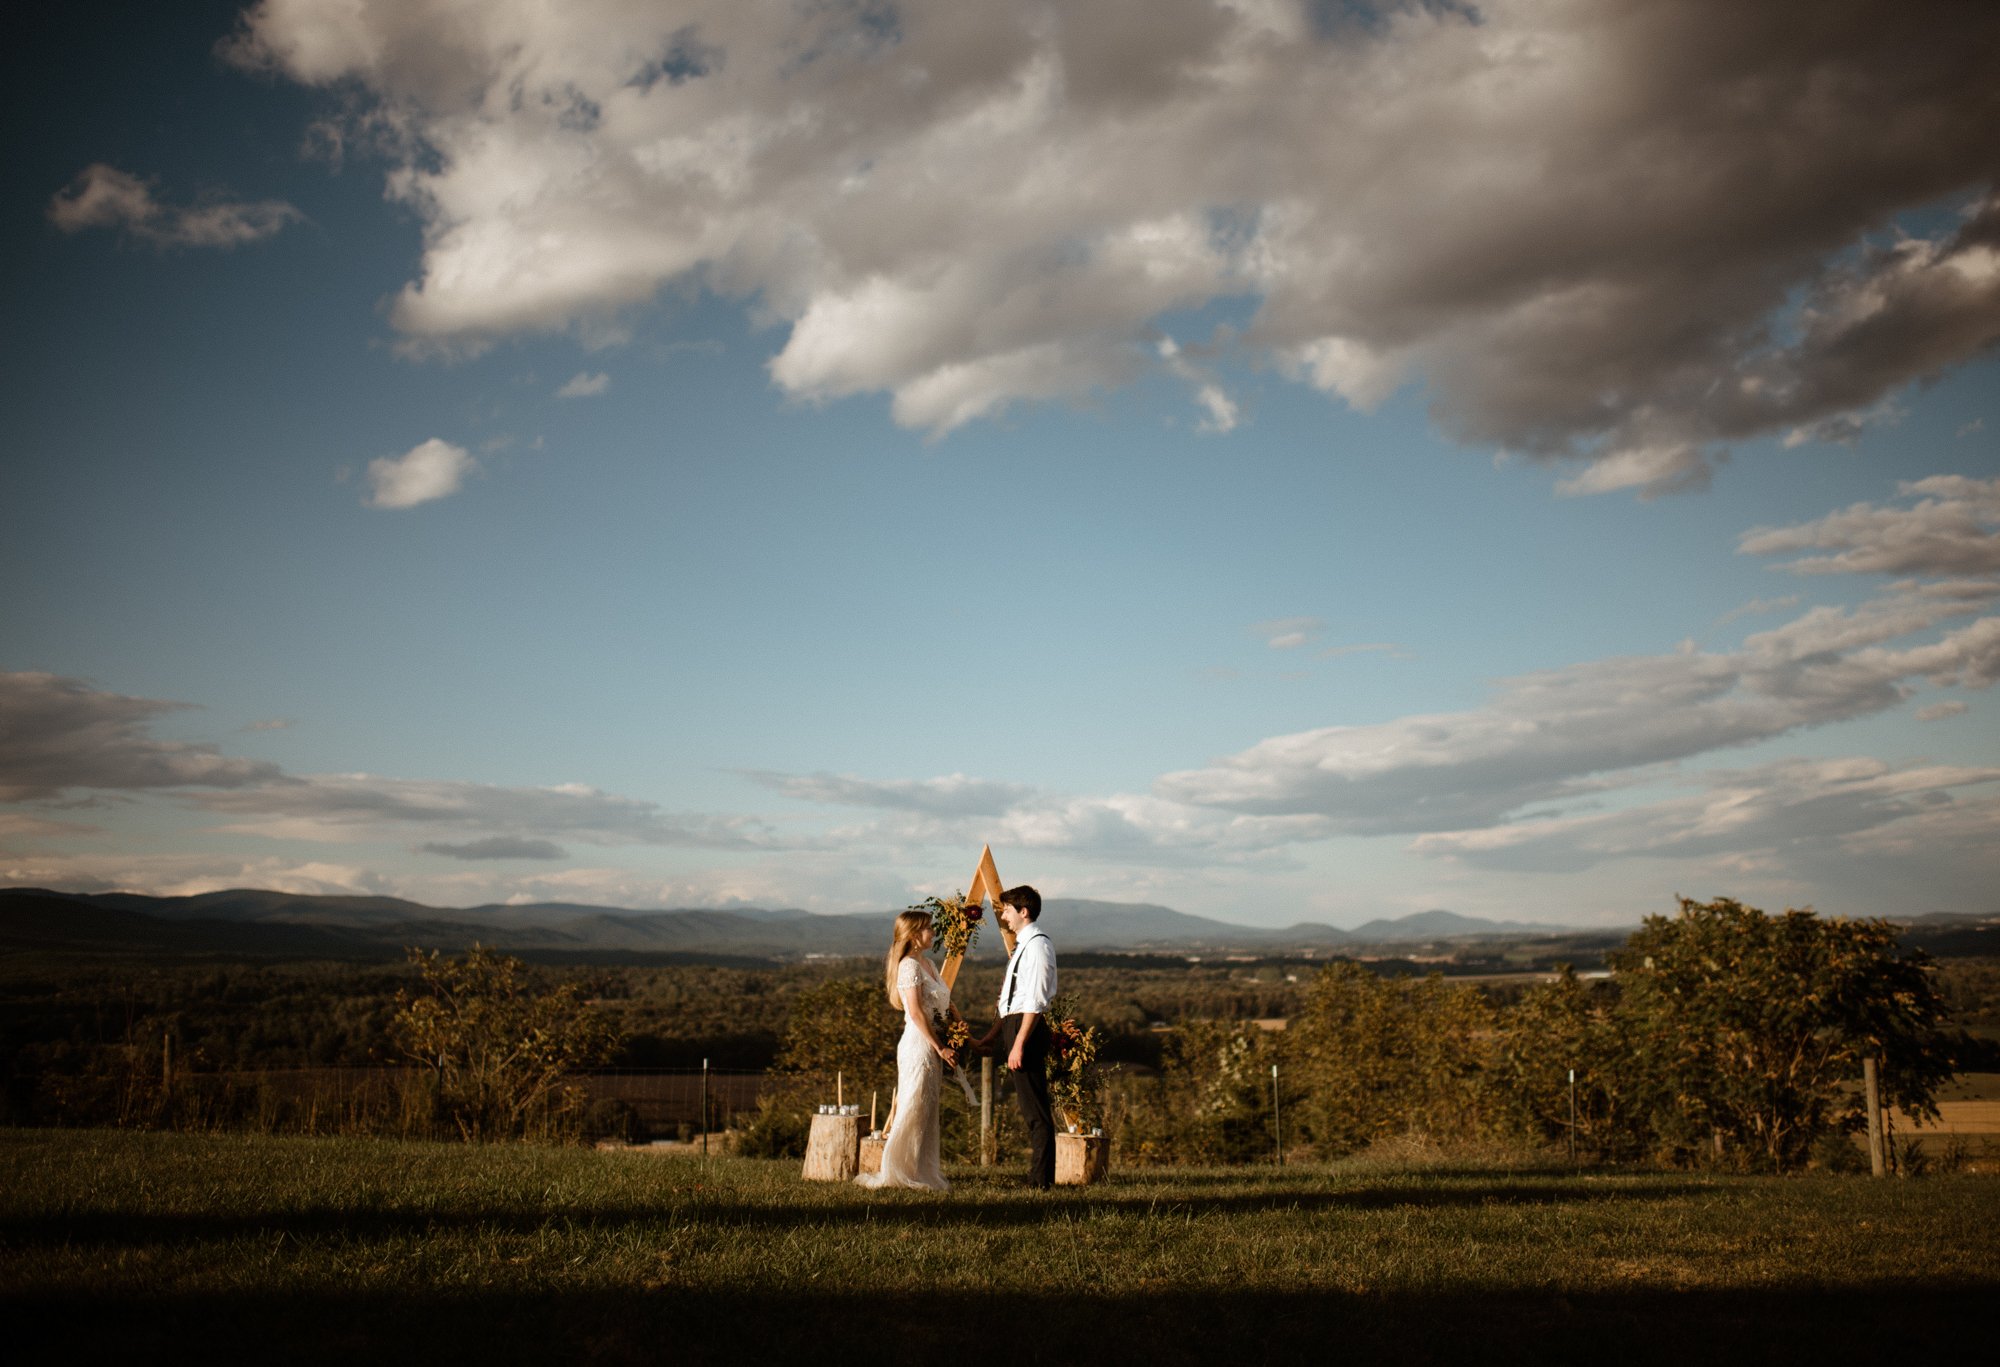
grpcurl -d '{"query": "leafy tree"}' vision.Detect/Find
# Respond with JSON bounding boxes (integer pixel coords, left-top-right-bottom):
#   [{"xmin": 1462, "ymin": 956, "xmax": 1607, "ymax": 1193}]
[
  {"xmin": 1495, "ymin": 966, "xmax": 1647, "ymax": 1161},
  {"xmin": 1114, "ymin": 1019, "xmax": 1280, "ymax": 1165},
  {"xmin": 1612, "ymin": 897, "xmax": 1957, "ymax": 1170},
  {"xmin": 1288, "ymin": 962, "xmax": 1496, "ymax": 1157},
  {"xmin": 771, "ymin": 977, "xmax": 900, "ymax": 1107},
  {"xmin": 391, "ymin": 946, "xmax": 619, "ymax": 1142}
]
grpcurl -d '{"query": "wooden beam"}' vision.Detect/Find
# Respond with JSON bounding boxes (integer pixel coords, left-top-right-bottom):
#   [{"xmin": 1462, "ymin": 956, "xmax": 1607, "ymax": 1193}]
[{"xmin": 940, "ymin": 844, "xmax": 1007, "ymax": 990}]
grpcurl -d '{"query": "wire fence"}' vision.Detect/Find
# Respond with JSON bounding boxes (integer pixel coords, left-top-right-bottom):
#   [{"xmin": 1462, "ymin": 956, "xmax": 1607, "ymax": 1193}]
[
  {"xmin": 579, "ymin": 1068, "xmax": 767, "ymax": 1138},
  {"xmin": 18, "ymin": 1066, "xmax": 773, "ymax": 1142}
]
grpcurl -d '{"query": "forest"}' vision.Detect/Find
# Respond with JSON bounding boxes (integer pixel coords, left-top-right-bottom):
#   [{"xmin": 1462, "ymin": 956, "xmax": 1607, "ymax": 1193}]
[{"xmin": 4, "ymin": 899, "xmax": 1996, "ymax": 1172}]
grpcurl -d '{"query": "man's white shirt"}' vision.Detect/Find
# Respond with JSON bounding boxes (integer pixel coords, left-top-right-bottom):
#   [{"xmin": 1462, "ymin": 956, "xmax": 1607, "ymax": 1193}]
[{"xmin": 998, "ymin": 922, "xmax": 1057, "ymax": 1017}]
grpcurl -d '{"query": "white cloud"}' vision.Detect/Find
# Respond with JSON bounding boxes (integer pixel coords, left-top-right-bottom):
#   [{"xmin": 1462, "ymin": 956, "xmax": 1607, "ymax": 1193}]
[
  {"xmin": 0, "ymin": 671, "xmax": 283, "ymax": 802},
  {"xmin": 1158, "ymin": 335, "xmax": 1240, "ymax": 433},
  {"xmin": 1715, "ymin": 595, "xmax": 1801, "ymax": 627},
  {"xmin": 230, "ymin": 1, "xmax": 2000, "ymax": 481},
  {"xmin": 556, "ymin": 371, "xmax": 610, "ymax": 398},
  {"xmin": 1916, "ymin": 700, "xmax": 1968, "ymax": 721},
  {"xmin": 0, "ymin": 850, "xmax": 396, "ymax": 899},
  {"xmin": 48, "ymin": 163, "xmax": 301, "ymax": 248},
  {"xmin": 749, "ymin": 770, "xmax": 1033, "ymax": 817},
  {"xmin": 1252, "ymin": 616, "xmax": 1324, "ymax": 650},
  {"xmin": 0, "ymin": 812, "xmax": 99, "ymax": 843},
  {"xmin": 1159, "ymin": 583, "xmax": 2000, "ymax": 831},
  {"xmin": 1410, "ymin": 758, "xmax": 2000, "ymax": 874},
  {"xmin": 1739, "ymin": 474, "xmax": 2000, "ymax": 576},
  {"xmin": 193, "ymin": 772, "xmax": 788, "ymax": 850},
  {"xmin": 1317, "ymin": 642, "xmax": 1406, "ymax": 661},
  {"xmin": 419, "ymin": 836, "xmax": 568, "ymax": 860},
  {"xmin": 364, "ymin": 437, "xmax": 476, "ymax": 509}
]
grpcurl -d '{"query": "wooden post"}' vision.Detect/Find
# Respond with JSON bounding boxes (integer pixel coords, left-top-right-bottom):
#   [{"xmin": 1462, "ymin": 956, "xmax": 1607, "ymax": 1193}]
[
  {"xmin": 1271, "ymin": 1063, "xmax": 1282, "ymax": 1165},
  {"xmin": 1864, "ymin": 1056, "xmax": 1885, "ymax": 1178},
  {"xmin": 1568, "ymin": 1067, "xmax": 1577, "ymax": 1166},
  {"xmin": 981, "ymin": 1055, "xmax": 994, "ymax": 1166},
  {"xmin": 701, "ymin": 1057, "xmax": 709, "ymax": 1158}
]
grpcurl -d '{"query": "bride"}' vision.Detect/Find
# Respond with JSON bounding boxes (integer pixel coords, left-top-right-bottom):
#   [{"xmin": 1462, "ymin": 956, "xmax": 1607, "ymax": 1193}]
[{"xmin": 856, "ymin": 907, "xmax": 959, "ymax": 1191}]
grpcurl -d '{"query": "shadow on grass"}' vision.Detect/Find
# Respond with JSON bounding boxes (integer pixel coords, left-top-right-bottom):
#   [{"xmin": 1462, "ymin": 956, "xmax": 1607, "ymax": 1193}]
[
  {"xmin": 1, "ymin": 1178, "xmax": 1708, "ymax": 1248},
  {"xmin": 11, "ymin": 1284, "xmax": 1992, "ymax": 1366}
]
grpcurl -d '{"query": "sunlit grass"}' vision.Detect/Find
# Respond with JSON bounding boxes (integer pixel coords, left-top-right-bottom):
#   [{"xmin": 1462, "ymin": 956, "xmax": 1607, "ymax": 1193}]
[{"xmin": 6, "ymin": 1129, "xmax": 1996, "ymax": 1363}]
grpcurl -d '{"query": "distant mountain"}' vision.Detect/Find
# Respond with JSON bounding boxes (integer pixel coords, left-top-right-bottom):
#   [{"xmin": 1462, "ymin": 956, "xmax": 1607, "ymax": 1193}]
[
  {"xmin": 1, "ymin": 885, "xmax": 1591, "ymax": 960},
  {"xmin": 1345, "ymin": 909, "xmax": 1570, "ymax": 940}
]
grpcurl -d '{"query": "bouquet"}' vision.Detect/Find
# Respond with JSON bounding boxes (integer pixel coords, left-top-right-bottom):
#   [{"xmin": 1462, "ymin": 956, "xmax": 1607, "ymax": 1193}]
[
  {"xmin": 1042, "ymin": 992, "xmax": 1103, "ymax": 1131},
  {"xmin": 931, "ymin": 1005, "xmax": 971, "ymax": 1060},
  {"xmin": 917, "ymin": 892, "xmax": 983, "ymax": 961},
  {"xmin": 932, "ymin": 1005, "xmax": 978, "ymax": 1104}
]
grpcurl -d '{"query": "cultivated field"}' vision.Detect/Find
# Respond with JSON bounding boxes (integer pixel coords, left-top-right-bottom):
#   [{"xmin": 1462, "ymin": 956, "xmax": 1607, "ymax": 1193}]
[{"xmin": 6, "ymin": 1130, "xmax": 1997, "ymax": 1365}]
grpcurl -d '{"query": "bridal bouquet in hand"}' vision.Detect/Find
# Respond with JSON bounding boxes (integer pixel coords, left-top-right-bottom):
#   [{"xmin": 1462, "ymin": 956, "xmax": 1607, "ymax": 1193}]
[{"xmin": 931, "ymin": 1006, "xmax": 971, "ymax": 1064}]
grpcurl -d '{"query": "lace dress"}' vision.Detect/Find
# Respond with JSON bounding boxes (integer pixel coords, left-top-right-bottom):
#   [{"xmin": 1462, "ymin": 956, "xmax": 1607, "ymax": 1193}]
[{"xmin": 856, "ymin": 956, "xmax": 951, "ymax": 1191}]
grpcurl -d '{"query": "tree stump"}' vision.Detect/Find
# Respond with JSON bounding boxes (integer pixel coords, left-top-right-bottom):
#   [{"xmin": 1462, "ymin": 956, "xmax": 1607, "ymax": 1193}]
[
  {"xmin": 1055, "ymin": 1131, "xmax": 1108, "ymax": 1186},
  {"xmin": 859, "ymin": 1134, "xmax": 885, "ymax": 1176},
  {"xmin": 802, "ymin": 1113, "xmax": 862, "ymax": 1181}
]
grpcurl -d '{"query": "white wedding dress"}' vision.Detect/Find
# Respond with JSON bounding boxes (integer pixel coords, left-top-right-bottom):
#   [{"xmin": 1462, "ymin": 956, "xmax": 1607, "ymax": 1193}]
[{"xmin": 857, "ymin": 956, "xmax": 951, "ymax": 1191}]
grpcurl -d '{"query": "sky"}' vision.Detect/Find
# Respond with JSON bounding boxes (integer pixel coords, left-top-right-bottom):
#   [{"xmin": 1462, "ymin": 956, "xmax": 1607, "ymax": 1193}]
[{"xmin": 3, "ymin": 0, "xmax": 1997, "ymax": 929}]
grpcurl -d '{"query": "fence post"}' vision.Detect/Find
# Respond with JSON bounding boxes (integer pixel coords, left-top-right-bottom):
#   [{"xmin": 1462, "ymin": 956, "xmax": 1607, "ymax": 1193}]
[
  {"xmin": 981, "ymin": 1055, "xmax": 994, "ymax": 1166},
  {"xmin": 1568, "ymin": 1067, "xmax": 1577, "ymax": 1166},
  {"xmin": 701, "ymin": 1058, "xmax": 709, "ymax": 1158},
  {"xmin": 1863, "ymin": 1056, "xmax": 1885, "ymax": 1178},
  {"xmin": 1271, "ymin": 1063, "xmax": 1283, "ymax": 1166}
]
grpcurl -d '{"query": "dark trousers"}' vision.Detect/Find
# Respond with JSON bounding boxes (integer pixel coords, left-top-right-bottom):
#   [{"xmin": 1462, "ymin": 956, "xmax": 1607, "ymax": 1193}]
[{"xmin": 999, "ymin": 1012, "xmax": 1054, "ymax": 1187}]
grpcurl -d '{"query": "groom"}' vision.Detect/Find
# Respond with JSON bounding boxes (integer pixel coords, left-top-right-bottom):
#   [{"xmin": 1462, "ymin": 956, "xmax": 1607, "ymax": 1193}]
[{"xmin": 977, "ymin": 885, "xmax": 1057, "ymax": 1188}]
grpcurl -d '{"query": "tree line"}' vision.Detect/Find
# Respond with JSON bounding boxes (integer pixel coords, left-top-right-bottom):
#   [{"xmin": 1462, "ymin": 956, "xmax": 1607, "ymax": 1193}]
[{"xmin": 4, "ymin": 897, "xmax": 1987, "ymax": 1168}]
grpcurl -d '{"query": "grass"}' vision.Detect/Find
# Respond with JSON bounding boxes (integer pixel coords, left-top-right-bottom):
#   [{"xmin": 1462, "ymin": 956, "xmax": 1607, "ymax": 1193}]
[{"xmin": 7, "ymin": 1129, "xmax": 1997, "ymax": 1365}]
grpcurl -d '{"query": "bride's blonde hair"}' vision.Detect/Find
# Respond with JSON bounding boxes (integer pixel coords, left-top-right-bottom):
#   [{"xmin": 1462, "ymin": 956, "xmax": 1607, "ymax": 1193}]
[{"xmin": 884, "ymin": 908, "xmax": 932, "ymax": 1006}]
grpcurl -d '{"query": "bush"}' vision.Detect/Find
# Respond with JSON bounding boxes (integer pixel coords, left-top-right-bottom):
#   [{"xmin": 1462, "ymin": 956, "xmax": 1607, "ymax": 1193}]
[{"xmin": 736, "ymin": 1094, "xmax": 811, "ymax": 1159}]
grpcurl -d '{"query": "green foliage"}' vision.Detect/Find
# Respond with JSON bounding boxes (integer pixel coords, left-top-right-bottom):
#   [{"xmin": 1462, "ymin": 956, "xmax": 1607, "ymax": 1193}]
[
  {"xmin": 1042, "ymin": 992, "xmax": 1104, "ymax": 1127},
  {"xmin": 770, "ymin": 976, "xmax": 900, "ymax": 1101},
  {"xmin": 1114, "ymin": 1019, "xmax": 1281, "ymax": 1165},
  {"xmin": 1288, "ymin": 963, "xmax": 1497, "ymax": 1157},
  {"xmin": 391, "ymin": 946, "xmax": 620, "ymax": 1142},
  {"xmin": 735, "ymin": 1094, "xmax": 812, "ymax": 1158},
  {"xmin": 920, "ymin": 893, "xmax": 982, "ymax": 961},
  {"xmin": 1495, "ymin": 966, "xmax": 1647, "ymax": 1161},
  {"xmin": 1612, "ymin": 896, "xmax": 1959, "ymax": 1170}
]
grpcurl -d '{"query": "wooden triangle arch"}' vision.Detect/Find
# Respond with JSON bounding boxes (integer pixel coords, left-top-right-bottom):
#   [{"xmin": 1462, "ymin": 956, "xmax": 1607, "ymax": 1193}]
[
  {"xmin": 940, "ymin": 844, "xmax": 1008, "ymax": 991},
  {"xmin": 885, "ymin": 846, "xmax": 1006, "ymax": 1140}
]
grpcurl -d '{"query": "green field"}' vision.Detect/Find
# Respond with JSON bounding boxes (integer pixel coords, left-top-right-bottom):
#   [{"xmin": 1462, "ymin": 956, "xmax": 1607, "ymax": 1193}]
[{"xmin": 6, "ymin": 1130, "xmax": 1995, "ymax": 1365}]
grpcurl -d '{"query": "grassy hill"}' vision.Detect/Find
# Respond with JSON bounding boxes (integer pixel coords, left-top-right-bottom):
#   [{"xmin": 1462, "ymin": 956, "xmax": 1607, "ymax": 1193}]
[{"xmin": 4, "ymin": 1129, "xmax": 1996, "ymax": 1365}]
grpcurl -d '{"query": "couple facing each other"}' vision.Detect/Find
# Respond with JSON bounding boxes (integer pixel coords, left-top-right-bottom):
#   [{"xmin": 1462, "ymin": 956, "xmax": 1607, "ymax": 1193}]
[{"xmin": 857, "ymin": 885, "xmax": 1058, "ymax": 1192}]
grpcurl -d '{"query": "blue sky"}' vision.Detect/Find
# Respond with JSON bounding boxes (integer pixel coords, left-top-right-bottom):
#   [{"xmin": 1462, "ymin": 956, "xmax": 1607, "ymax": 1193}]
[{"xmin": 4, "ymin": 1, "xmax": 1997, "ymax": 926}]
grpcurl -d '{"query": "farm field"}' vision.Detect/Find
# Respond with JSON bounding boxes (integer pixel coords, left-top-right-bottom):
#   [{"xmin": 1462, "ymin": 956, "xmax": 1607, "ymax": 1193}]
[{"xmin": 5, "ymin": 1130, "xmax": 1996, "ymax": 1365}]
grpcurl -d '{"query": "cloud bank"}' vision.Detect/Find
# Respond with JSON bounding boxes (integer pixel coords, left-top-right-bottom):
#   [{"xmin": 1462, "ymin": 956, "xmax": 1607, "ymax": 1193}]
[{"xmin": 229, "ymin": 0, "xmax": 2000, "ymax": 489}]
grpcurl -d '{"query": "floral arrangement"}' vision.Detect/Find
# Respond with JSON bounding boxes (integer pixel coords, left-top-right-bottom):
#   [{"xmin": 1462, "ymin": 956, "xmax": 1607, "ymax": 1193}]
[
  {"xmin": 917, "ymin": 892, "xmax": 982, "ymax": 961},
  {"xmin": 1042, "ymin": 992, "xmax": 1103, "ymax": 1130},
  {"xmin": 931, "ymin": 1006, "xmax": 971, "ymax": 1059}
]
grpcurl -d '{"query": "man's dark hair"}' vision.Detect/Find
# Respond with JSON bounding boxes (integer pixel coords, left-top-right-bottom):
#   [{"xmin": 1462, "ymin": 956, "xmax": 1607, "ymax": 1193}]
[{"xmin": 1001, "ymin": 885, "xmax": 1041, "ymax": 921}]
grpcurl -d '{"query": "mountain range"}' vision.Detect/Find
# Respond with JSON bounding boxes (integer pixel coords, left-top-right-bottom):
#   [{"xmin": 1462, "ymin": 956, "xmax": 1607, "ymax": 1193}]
[{"xmin": 0, "ymin": 886, "xmax": 1587, "ymax": 960}]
